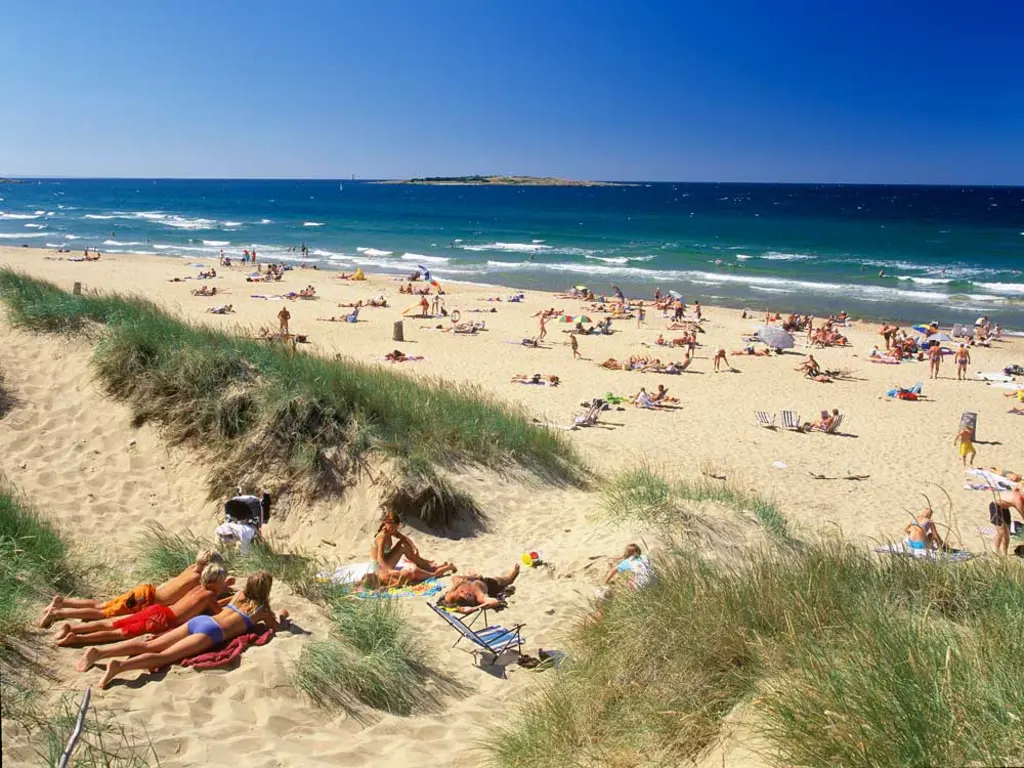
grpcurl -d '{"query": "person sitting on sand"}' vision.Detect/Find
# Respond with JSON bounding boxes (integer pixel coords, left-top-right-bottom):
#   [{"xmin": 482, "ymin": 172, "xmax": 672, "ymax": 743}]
[
  {"xmin": 903, "ymin": 507, "xmax": 945, "ymax": 552},
  {"xmin": 86, "ymin": 571, "xmax": 288, "ymax": 688},
  {"xmin": 650, "ymin": 384, "xmax": 679, "ymax": 403},
  {"xmin": 370, "ymin": 510, "xmax": 456, "ymax": 587},
  {"xmin": 39, "ymin": 550, "xmax": 223, "ymax": 628},
  {"xmin": 797, "ymin": 354, "xmax": 821, "ymax": 378},
  {"xmin": 603, "ymin": 544, "xmax": 655, "ymax": 591},
  {"xmin": 55, "ymin": 562, "xmax": 230, "ymax": 648},
  {"xmin": 633, "ymin": 387, "xmax": 660, "ymax": 409},
  {"xmin": 438, "ymin": 564, "xmax": 521, "ymax": 615}
]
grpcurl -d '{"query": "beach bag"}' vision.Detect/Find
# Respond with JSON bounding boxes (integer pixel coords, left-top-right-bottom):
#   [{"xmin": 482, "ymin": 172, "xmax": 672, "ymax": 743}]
[{"xmin": 225, "ymin": 493, "xmax": 271, "ymax": 528}]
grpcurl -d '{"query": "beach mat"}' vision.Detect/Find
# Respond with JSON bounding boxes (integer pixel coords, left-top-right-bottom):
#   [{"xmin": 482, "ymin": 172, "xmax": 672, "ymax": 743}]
[
  {"xmin": 353, "ymin": 578, "xmax": 444, "ymax": 600},
  {"xmin": 873, "ymin": 543, "xmax": 974, "ymax": 563}
]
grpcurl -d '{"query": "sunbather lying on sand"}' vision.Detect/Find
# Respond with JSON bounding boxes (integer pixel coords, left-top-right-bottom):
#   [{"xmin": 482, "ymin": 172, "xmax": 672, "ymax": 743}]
[
  {"xmin": 384, "ymin": 349, "xmax": 424, "ymax": 362},
  {"xmin": 603, "ymin": 544, "xmax": 655, "ymax": 591},
  {"xmin": 438, "ymin": 564, "xmax": 520, "ymax": 614},
  {"xmin": 903, "ymin": 507, "xmax": 945, "ymax": 551},
  {"xmin": 191, "ymin": 286, "xmax": 218, "ymax": 296},
  {"xmin": 600, "ymin": 358, "xmax": 624, "ymax": 370},
  {"xmin": 88, "ymin": 571, "xmax": 287, "ymax": 689},
  {"xmin": 732, "ymin": 345, "xmax": 772, "ymax": 356},
  {"xmin": 369, "ymin": 511, "xmax": 456, "ymax": 587},
  {"xmin": 39, "ymin": 550, "xmax": 223, "ymax": 628},
  {"xmin": 57, "ymin": 563, "xmax": 230, "ymax": 649},
  {"xmin": 512, "ymin": 373, "xmax": 560, "ymax": 386},
  {"xmin": 207, "ymin": 304, "xmax": 234, "ymax": 314}
]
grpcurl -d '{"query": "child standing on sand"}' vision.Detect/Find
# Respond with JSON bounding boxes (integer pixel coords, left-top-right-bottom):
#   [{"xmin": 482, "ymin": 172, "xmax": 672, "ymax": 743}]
[
  {"xmin": 954, "ymin": 426, "xmax": 976, "ymax": 466},
  {"xmin": 570, "ymin": 332, "xmax": 581, "ymax": 359}
]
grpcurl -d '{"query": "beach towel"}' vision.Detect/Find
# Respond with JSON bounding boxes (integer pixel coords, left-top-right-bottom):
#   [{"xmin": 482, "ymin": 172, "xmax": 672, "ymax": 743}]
[
  {"xmin": 976, "ymin": 371, "xmax": 1013, "ymax": 382},
  {"xmin": 316, "ymin": 562, "xmax": 375, "ymax": 586},
  {"xmin": 966, "ymin": 468, "xmax": 1018, "ymax": 491},
  {"xmin": 180, "ymin": 629, "xmax": 274, "ymax": 670},
  {"xmin": 215, "ymin": 521, "xmax": 258, "ymax": 553},
  {"xmin": 873, "ymin": 543, "xmax": 974, "ymax": 563},
  {"xmin": 354, "ymin": 578, "xmax": 444, "ymax": 600}
]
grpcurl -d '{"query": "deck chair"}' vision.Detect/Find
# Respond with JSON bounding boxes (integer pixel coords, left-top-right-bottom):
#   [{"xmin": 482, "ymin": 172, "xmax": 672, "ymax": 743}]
[
  {"xmin": 573, "ymin": 399, "xmax": 605, "ymax": 428},
  {"xmin": 814, "ymin": 413, "xmax": 843, "ymax": 434},
  {"xmin": 755, "ymin": 411, "xmax": 776, "ymax": 429},
  {"xmin": 781, "ymin": 410, "xmax": 802, "ymax": 431},
  {"xmin": 429, "ymin": 603, "xmax": 524, "ymax": 665}
]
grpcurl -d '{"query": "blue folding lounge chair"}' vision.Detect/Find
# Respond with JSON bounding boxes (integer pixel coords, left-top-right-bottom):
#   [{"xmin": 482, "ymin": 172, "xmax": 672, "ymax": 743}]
[{"xmin": 428, "ymin": 603, "xmax": 524, "ymax": 664}]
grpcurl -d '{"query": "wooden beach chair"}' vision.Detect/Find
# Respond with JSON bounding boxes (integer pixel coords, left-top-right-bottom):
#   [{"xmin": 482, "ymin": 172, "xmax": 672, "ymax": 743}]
[
  {"xmin": 429, "ymin": 603, "xmax": 524, "ymax": 665},
  {"xmin": 755, "ymin": 411, "xmax": 776, "ymax": 429},
  {"xmin": 781, "ymin": 410, "xmax": 802, "ymax": 431}
]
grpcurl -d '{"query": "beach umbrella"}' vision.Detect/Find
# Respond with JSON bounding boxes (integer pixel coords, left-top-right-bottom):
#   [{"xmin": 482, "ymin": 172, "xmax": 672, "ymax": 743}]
[
  {"xmin": 912, "ymin": 324, "xmax": 930, "ymax": 335},
  {"xmin": 417, "ymin": 264, "xmax": 432, "ymax": 282},
  {"xmin": 611, "ymin": 285, "xmax": 625, "ymax": 300},
  {"xmin": 755, "ymin": 326, "xmax": 795, "ymax": 350},
  {"xmin": 927, "ymin": 332, "xmax": 953, "ymax": 343}
]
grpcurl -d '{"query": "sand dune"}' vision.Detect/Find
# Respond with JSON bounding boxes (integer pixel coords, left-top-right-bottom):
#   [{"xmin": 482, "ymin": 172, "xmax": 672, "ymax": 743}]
[{"xmin": 1, "ymin": 245, "xmax": 1021, "ymax": 766}]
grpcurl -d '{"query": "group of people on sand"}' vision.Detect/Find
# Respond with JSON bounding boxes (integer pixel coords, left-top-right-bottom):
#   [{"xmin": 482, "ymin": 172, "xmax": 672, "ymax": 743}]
[
  {"xmin": 904, "ymin": 486, "xmax": 1024, "ymax": 558},
  {"xmin": 38, "ymin": 550, "xmax": 288, "ymax": 689}
]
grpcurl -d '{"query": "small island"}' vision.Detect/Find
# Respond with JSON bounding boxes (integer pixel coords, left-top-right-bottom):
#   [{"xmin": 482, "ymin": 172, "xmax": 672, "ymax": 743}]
[
  {"xmin": 0, "ymin": 178, "xmax": 25, "ymax": 184},
  {"xmin": 374, "ymin": 175, "xmax": 632, "ymax": 187}
]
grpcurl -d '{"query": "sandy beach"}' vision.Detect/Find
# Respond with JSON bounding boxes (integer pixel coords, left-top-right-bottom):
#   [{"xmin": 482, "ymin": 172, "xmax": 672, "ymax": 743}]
[{"xmin": 1, "ymin": 244, "xmax": 1021, "ymax": 767}]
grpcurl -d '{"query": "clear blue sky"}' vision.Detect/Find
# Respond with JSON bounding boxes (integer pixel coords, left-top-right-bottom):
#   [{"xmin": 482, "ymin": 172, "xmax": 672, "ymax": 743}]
[{"xmin": 1, "ymin": 0, "xmax": 1021, "ymax": 183}]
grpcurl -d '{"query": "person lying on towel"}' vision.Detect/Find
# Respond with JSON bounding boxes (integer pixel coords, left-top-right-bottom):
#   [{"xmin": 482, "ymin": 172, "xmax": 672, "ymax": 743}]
[
  {"xmin": 57, "ymin": 563, "xmax": 232, "ymax": 651},
  {"xmin": 437, "ymin": 564, "xmax": 521, "ymax": 614},
  {"xmin": 39, "ymin": 550, "xmax": 224, "ymax": 628}
]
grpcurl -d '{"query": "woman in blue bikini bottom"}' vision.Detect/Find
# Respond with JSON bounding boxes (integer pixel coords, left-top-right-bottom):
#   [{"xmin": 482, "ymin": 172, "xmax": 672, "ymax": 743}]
[{"xmin": 96, "ymin": 572, "xmax": 287, "ymax": 689}]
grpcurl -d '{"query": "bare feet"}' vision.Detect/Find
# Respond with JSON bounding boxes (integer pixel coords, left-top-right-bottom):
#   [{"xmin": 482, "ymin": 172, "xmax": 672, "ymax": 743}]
[
  {"xmin": 76, "ymin": 647, "xmax": 100, "ymax": 673},
  {"xmin": 508, "ymin": 563, "xmax": 521, "ymax": 584},
  {"xmin": 99, "ymin": 659, "xmax": 123, "ymax": 689},
  {"xmin": 37, "ymin": 596, "xmax": 62, "ymax": 628}
]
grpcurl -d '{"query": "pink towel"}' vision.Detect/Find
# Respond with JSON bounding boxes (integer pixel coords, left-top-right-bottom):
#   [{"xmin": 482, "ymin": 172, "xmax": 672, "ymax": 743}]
[{"xmin": 178, "ymin": 629, "xmax": 274, "ymax": 671}]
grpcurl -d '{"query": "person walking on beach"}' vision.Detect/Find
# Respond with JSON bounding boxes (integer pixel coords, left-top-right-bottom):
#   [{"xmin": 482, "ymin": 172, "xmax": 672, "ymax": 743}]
[
  {"xmin": 987, "ymin": 489, "xmax": 1023, "ymax": 556},
  {"xmin": 928, "ymin": 342, "xmax": 943, "ymax": 379},
  {"xmin": 538, "ymin": 313, "xmax": 547, "ymax": 340},
  {"xmin": 694, "ymin": 302, "xmax": 702, "ymax": 321},
  {"xmin": 569, "ymin": 332, "xmax": 581, "ymax": 359},
  {"xmin": 637, "ymin": 302, "xmax": 645, "ymax": 328},
  {"xmin": 955, "ymin": 344, "xmax": 971, "ymax": 381},
  {"xmin": 954, "ymin": 425, "xmax": 976, "ymax": 467},
  {"xmin": 277, "ymin": 306, "xmax": 291, "ymax": 336}
]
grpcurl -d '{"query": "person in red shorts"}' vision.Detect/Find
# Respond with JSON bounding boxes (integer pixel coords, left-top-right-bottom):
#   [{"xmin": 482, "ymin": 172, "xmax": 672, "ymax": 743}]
[{"xmin": 54, "ymin": 563, "xmax": 230, "ymax": 649}]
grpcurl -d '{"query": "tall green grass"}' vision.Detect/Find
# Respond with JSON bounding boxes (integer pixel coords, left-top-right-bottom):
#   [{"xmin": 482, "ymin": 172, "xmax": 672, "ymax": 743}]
[
  {"xmin": 493, "ymin": 542, "xmax": 1024, "ymax": 768},
  {"xmin": 603, "ymin": 464, "xmax": 790, "ymax": 541},
  {"xmin": 0, "ymin": 270, "xmax": 584, "ymax": 503},
  {"xmin": 0, "ymin": 367, "xmax": 15, "ymax": 418},
  {"xmin": 292, "ymin": 597, "xmax": 450, "ymax": 716},
  {"xmin": 0, "ymin": 477, "xmax": 82, "ymax": 654}
]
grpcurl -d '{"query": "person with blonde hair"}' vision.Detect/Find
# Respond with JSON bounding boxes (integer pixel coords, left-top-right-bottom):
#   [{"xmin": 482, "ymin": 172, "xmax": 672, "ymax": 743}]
[
  {"xmin": 39, "ymin": 550, "xmax": 223, "ymax": 628},
  {"xmin": 94, "ymin": 571, "xmax": 288, "ymax": 689},
  {"xmin": 58, "ymin": 563, "xmax": 231, "ymax": 652}
]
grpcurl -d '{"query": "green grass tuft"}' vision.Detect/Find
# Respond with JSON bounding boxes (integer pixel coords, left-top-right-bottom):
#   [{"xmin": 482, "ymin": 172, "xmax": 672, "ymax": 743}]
[
  {"xmin": 292, "ymin": 596, "xmax": 448, "ymax": 715},
  {"xmin": 0, "ymin": 270, "xmax": 585, "ymax": 504},
  {"xmin": 603, "ymin": 464, "xmax": 791, "ymax": 541},
  {"xmin": 493, "ymin": 541, "xmax": 1024, "ymax": 768}
]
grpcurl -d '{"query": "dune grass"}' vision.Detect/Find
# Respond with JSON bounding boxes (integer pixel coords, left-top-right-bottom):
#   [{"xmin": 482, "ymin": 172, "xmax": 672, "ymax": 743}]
[
  {"xmin": 493, "ymin": 541, "xmax": 1024, "ymax": 768},
  {"xmin": 603, "ymin": 464, "xmax": 791, "ymax": 541},
  {"xmin": 0, "ymin": 270, "xmax": 584, "ymax": 503},
  {"xmin": 292, "ymin": 596, "xmax": 449, "ymax": 716},
  {"xmin": 0, "ymin": 367, "xmax": 15, "ymax": 418},
  {"xmin": 0, "ymin": 477, "xmax": 82, "ymax": 655}
]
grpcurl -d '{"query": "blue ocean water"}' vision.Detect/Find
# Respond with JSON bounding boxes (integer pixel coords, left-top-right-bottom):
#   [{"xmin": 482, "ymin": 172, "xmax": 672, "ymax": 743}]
[{"xmin": 1, "ymin": 179, "xmax": 1022, "ymax": 326}]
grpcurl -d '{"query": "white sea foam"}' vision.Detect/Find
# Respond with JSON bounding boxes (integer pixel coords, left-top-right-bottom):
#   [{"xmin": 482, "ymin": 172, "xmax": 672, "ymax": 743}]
[
  {"xmin": 735, "ymin": 254, "xmax": 752, "ymax": 260},
  {"xmin": 222, "ymin": 221, "xmax": 242, "ymax": 227},
  {"xmin": 259, "ymin": 219, "xmax": 273, "ymax": 224},
  {"xmin": 133, "ymin": 212, "xmax": 167, "ymax": 220},
  {"xmin": 459, "ymin": 242, "xmax": 551, "ymax": 253},
  {"xmin": 24, "ymin": 223, "xmax": 46, "ymax": 229},
  {"xmin": 895, "ymin": 276, "xmax": 952, "ymax": 285},
  {"xmin": 0, "ymin": 212, "xmax": 40, "ymax": 220},
  {"xmin": 584, "ymin": 255, "xmax": 656, "ymax": 265},
  {"xmin": 976, "ymin": 282, "xmax": 1024, "ymax": 296},
  {"xmin": 401, "ymin": 253, "xmax": 449, "ymax": 264},
  {"xmin": 64, "ymin": 235, "xmax": 80, "ymax": 240},
  {"xmin": 356, "ymin": 247, "xmax": 393, "ymax": 257},
  {"xmin": 532, "ymin": 239, "xmax": 546, "ymax": 244},
  {"xmin": 159, "ymin": 216, "xmax": 217, "ymax": 230},
  {"xmin": 84, "ymin": 214, "xmax": 116, "ymax": 220},
  {"xmin": 0, "ymin": 232, "xmax": 48, "ymax": 239},
  {"xmin": 103, "ymin": 239, "xmax": 145, "ymax": 246},
  {"xmin": 203, "ymin": 240, "xmax": 230, "ymax": 246},
  {"xmin": 303, "ymin": 221, "xmax": 325, "ymax": 227},
  {"xmin": 761, "ymin": 251, "xmax": 817, "ymax": 261}
]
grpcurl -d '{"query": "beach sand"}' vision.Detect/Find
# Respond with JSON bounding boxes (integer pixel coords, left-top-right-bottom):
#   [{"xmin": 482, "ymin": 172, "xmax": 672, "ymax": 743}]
[{"xmin": 1, "ymin": 245, "xmax": 1020, "ymax": 766}]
